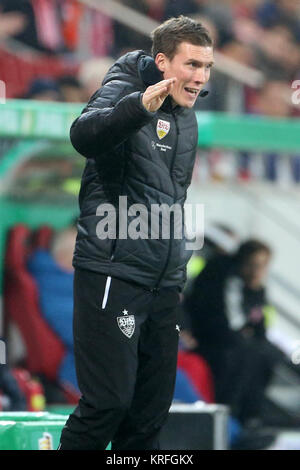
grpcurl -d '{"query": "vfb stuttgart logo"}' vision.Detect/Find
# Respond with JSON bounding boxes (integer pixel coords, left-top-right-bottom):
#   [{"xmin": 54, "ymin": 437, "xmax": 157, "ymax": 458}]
[
  {"xmin": 117, "ymin": 309, "xmax": 135, "ymax": 338},
  {"xmin": 156, "ymin": 119, "xmax": 170, "ymax": 140}
]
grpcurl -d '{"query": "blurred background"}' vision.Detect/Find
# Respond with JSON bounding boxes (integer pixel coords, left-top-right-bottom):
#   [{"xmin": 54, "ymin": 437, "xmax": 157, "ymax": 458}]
[{"xmin": 0, "ymin": 0, "xmax": 300, "ymax": 451}]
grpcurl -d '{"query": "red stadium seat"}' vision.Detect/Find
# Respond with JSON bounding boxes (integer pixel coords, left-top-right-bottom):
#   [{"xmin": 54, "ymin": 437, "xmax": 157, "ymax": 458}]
[
  {"xmin": 4, "ymin": 224, "xmax": 65, "ymax": 382},
  {"xmin": 0, "ymin": 46, "xmax": 78, "ymax": 98},
  {"xmin": 177, "ymin": 350, "xmax": 215, "ymax": 403},
  {"xmin": 32, "ymin": 225, "xmax": 54, "ymax": 250}
]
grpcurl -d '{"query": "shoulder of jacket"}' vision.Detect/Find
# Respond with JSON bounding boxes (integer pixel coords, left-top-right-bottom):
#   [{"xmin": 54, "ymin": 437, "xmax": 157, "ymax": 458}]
[
  {"xmin": 88, "ymin": 80, "xmax": 140, "ymax": 110},
  {"xmin": 83, "ymin": 50, "xmax": 150, "ymax": 111}
]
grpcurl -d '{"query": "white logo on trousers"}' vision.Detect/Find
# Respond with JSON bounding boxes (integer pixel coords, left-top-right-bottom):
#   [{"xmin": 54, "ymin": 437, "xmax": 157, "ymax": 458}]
[{"xmin": 117, "ymin": 309, "xmax": 135, "ymax": 338}]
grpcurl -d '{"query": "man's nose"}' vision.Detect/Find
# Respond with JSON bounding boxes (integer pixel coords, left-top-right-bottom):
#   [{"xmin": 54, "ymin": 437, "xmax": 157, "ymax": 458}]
[{"xmin": 193, "ymin": 67, "xmax": 207, "ymax": 84}]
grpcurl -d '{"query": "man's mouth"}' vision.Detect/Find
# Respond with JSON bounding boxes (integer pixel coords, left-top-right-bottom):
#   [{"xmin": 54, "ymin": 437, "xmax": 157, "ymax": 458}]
[{"xmin": 184, "ymin": 87, "xmax": 199, "ymax": 97}]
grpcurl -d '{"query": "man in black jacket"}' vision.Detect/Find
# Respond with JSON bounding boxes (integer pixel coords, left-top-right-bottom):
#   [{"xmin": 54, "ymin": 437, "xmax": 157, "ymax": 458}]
[
  {"xmin": 59, "ymin": 16, "xmax": 214, "ymax": 450},
  {"xmin": 184, "ymin": 240, "xmax": 283, "ymax": 424}
]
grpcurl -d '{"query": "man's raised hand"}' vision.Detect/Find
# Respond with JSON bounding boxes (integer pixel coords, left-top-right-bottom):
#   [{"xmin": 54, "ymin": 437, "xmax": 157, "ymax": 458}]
[{"xmin": 142, "ymin": 78, "xmax": 177, "ymax": 113}]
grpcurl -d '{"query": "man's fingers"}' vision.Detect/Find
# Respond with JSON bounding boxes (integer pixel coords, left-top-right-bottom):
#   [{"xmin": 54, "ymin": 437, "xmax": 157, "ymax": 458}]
[
  {"xmin": 159, "ymin": 81, "xmax": 175, "ymax": 99},
  {"xmin": 147, "ymin": 86, "xmax": 168, "ymax": 98},
  {"xmin": 153, "ymin": 78, "xmax": 176, "ymax": 87},
  {"xmin": 142, "ymin": 78, "xmax": 176, "ymax": 111},
  {"xmin": 165, "ymin": 81, "xmax": 175, "ymax": 94},
  {"xmin": 148, "ymin": 78, "xmax": 176, "ymax": 93},
  {"xmin": 146, "ymin": 79, "xmax": 176, "ymax": 99}
]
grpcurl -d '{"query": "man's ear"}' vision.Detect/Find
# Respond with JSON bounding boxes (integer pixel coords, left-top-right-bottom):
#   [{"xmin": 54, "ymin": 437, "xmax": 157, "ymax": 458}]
[{"xmin": 155, "ymin": 53, "xmax": 167, "ymax": 74}]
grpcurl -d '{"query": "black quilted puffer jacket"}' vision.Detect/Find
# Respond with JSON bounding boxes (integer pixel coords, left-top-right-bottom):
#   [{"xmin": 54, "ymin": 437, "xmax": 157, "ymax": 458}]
[{"xmin": 71, "ymin": 50, "xmax": 199, "ymax": 290}]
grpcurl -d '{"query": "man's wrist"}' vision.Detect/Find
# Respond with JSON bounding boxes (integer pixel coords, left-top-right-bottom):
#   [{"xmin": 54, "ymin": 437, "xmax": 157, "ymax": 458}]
[{"xmin": 139, "ymin": 92, "xmax": 156, "ymax": 116}]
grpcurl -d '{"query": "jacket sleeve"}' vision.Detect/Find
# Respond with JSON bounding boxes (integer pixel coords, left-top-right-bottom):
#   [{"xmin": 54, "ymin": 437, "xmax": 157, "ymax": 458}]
[{"xmin": 70, "ymin": 81, "xmax": 156, "ymax": 159}]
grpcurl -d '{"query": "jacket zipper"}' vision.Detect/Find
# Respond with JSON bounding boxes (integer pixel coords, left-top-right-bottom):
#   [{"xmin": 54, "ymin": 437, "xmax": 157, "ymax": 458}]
[{"xmin": 154, "ymin": 112, "xmax": 179, "ymax": 290}]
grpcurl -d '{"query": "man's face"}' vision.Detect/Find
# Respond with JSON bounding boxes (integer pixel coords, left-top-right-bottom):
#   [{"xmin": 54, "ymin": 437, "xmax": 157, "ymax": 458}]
[
  {"xmin": 155, "ymin": 42, "xmax": 214, "ymax": 108},
  {"xmin": 240, "ymin": 251, "xmax": 271, "ymax": 290}
]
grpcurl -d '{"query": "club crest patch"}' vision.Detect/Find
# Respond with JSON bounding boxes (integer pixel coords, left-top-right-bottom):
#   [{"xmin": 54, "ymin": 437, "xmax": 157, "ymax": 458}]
[
  {"xmin": 117, "ymin": 309, "xmax": 135, "ymax": 338},
  {"xmin": 156, "ymin": 119, "xmax": 170, "ymax": 140}
]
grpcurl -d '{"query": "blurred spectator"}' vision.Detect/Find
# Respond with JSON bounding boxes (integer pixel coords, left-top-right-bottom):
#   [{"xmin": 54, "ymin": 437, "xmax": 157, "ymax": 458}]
[
  {"xmin": 252, "ymin": 80, "xmax": 295, "ymax": 182},
  {"xmin": 0, "ymin": 0, "xmax": 42, "ymax": 50},
  {"xmin": 27, "ymin": 224, "xmax": 79, "ymax": 394},
  {"xmin": 163, "ymin": 0, "xmax": 201, "ymax": 19},
  {"xmin": 0, "ymin": 9, "xmax": 27, "ymax": 40},
  {"xmin": 0, "ymin": 362, "xmax": 27, "ymax": 411},
  {"xmin": 257, "ymin": 0, "xmax": 300, "ymax": 43},
  {"xmin": 183, "ymin": 239, "xmax": 284, "ymax": 424},
  {"xmin": 253, "ymin": 24, "xmax": 300, "ymax": 81},
  {"xmin": 176, "ymin": 329, "xmax": 275, "ymax": 449},
  {"xmin": 229, "ymin": 0, "xmax": 265, "ymax": 46},
  {"xmin": 60, "ymin": 0, "xmax": 83, "ymax": 53},
  {"xmin": 57, "ymin": 75, "xmax": 84, "ymax": 103},
  {"xmin": 221, "ymin": 39, "xmax": 256, "ymax": 67},
  {"xmin": 181, "ymin": 224, "xmax": 238, "ymax": 350},
  {"xmin": 0, "ymin": 0, "xmax": 65, "ymax": 53},
  {"xmin": 193, "ymin": 14, "xmax": 219, "ymax": 46},
  {"xmin": 186, "ymin": 223, "xmax": 239, "ymax": 285},
  {"xmin": 24, "ymin": 77, "xmax": 61, "ymax": 101},
  {"xmin": 112, "ymin": 0, "xmax": 167, "ymax": 56},
  {"xmin": 201, "ymin": 1, "xmax": 235, "ymax": 46},
  {"xmin": 87, "ymin": 8, "xmax": 114, "ymax": 57},
  {"xmin": 67, "ymin": 4, "xmax": 114, "ymax": 57},
  {"xmin": 143, "ymin": 0, "xmax": 167, "ymax": 21},
  {"xmin": 1, "ymin": 0, "xmax": 298, "ymax": 186},
  {"xmin": 239, "ymin": 78, "xmax": 296, "ymax": 182},
  {"xmin": 232, "ymin": 0, "xmax": 266, "ymax": 19},
  {"xmin": 0, "ymin": 0, "xmax": 115, "ymax": 56},
  {"xmin": 78, "ymin": 57, "xmax": 114, "ymax": 100},
  {"xmin": 254, "ymin": 80, "xmax": 292, "ymax": 117}
]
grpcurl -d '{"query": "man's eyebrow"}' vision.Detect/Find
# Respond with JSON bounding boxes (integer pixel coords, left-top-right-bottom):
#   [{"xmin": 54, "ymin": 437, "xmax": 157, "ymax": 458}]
[{"xmin": 186, "ymin": 59, "xmax": 215, "ymax": 66}]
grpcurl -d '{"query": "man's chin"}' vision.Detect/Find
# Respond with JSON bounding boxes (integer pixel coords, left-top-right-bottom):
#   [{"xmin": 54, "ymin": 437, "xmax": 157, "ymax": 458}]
[
  {"xmin": 180, "ymin": 96, "xmax": 197, "ymax": 108},
  {"xmin": 181, "ymin": 100, "xmax": 196, "ymax": 109},
  {"xmin": 175, "ymin": 100, "xmax": 195, "ymax": 109},
  {"xmin": 185, "ymin": 101, "xmax": 196, "ymax": 108},
  {"xmin": 171, "ymin": 95, "xmax": 196, "ymax": 109}
]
